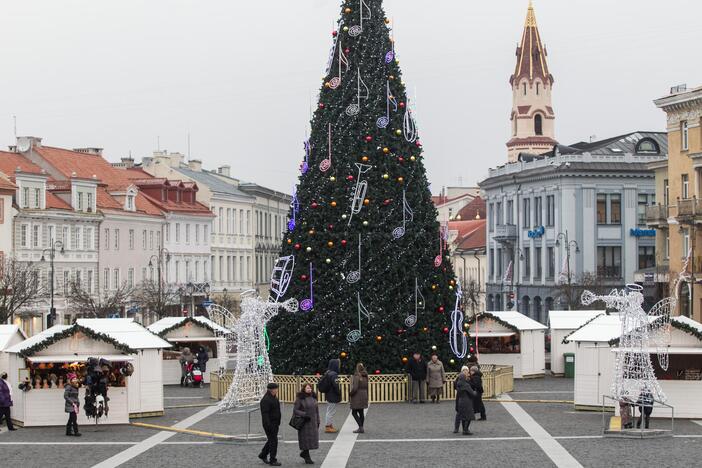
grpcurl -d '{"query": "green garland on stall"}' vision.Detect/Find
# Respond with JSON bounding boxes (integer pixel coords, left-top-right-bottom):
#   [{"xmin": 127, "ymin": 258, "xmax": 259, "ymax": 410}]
[
  {"xmin": 608, "ymin": 319, "xmax": 702, "ymax": 346},
  {"xmin": 153, "ymin": 317, "xmax": 219, "ymax": 338},
  {"xmin": 18, "ymin": 324, "xmax": 136, "ymax": 357},
  {"xmin": 467, "ymin": 312, "xmax": 520, "ymax": 334}
]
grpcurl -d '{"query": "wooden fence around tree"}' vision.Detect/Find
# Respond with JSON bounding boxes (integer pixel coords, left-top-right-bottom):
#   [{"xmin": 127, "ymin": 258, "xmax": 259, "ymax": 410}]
[{"xmin": 210, "ymin": 365, "xmax": 514, "ymax": 403}]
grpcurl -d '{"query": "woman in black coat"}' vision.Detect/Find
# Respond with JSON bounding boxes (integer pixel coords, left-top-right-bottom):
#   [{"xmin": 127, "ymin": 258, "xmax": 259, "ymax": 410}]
[
  {"xmin": 455, "ymin": 366, "xmax": 476, "ymax": 435},
  {"xmin": 470, "ymin": 366, "xmax": 486, "ymax": 420},
  {"xmin": 293, "ymin": 383, "xmax": 320, "ymax": 464}
]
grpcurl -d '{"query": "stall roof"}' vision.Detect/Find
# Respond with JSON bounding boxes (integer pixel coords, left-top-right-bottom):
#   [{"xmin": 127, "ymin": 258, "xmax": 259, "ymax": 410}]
[
  {"xmin": 147, "ymin": 316, "xmax": 231, "ymax": 336},
  {"xmin": 564, "ymin": 314, "xmax": 658, "ymax": 343},
  {"xmin": 27, "ymin": 355, "xmax": 135, "ymax": 363},
  {"xmin": 6, "ymin": 320, "xmax": 170, "ymax": 356},
  {"xmin": 613, "ymin": 347, "xmax": 702, "ymax": 355},
  {"xmin": 478, "ymin": 311, "xmax": 548, "ymax": 331},
  {"xmin": 0, "ymin": 325, "xmax": 28, "ymax": 350},
  {"xmin": 672, "ymin": 316, "xmax": 702, "ymax": 336},
  {"xmin": 548, "ymin": 310, "xmax": 605, "ymax": 331},
  {"xmin": 469, "ymin": 332, "xmax": 516, "ymax": 337}
]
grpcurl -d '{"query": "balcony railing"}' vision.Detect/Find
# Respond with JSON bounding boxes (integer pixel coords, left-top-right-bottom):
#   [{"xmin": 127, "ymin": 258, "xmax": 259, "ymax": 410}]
[
  {"xmin": 645, "ymin": 204, "xmax": 668, "ymax": 225},
  {"xmin": 677, "ymin": 197, "xmax": 702, "ymax": 222},
  {"xmin": 494, "ymin": 224, "xmax": 517, "ymax": 242}
]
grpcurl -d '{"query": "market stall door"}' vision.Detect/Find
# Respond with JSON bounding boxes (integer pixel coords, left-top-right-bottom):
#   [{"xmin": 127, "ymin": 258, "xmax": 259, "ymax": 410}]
[{"xmin": 575, "ymin": 345, "xmax": 602, "ymax": 407}]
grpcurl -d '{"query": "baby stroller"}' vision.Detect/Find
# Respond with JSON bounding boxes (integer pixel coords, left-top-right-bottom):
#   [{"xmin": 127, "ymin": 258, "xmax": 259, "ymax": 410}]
[{"xmin": 183, "ymin": 359, "xmax": 203, "ymax": 388}]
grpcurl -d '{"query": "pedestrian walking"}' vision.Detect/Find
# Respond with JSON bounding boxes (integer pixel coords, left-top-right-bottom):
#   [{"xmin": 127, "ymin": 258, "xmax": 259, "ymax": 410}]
[
  {"xmin": 293, "ymin": 383, "xmax": 320, "ymax": 465},
  {"xmin": 196, "ymin": 346, "xmax": 209, "ymax": 373},
  {"xmin": 619, "ymin": 399, "xmax": 633, "ymax": 429},
  {"xmin": 258, "ymin": 382, "xmax": 281, "ymax": 466},
  {"xmin": 426, "ymin": 354, "xmax": 446, "ymax": 403},
  {"xmin": 470, "ymin": 365, "xmax": 486, "ymax": 420},
  {"xmin": 454, "ymin": 366, "xmax": 476, "ymax": 435},
  {"xmin": 349, "ymin": 363, "xmax": 369, "ymax": 433},
  {"xmin": 179, "ymin": 347, "xmax": 194, "ymax": 387},
  {"xmin": 407, "ymin": 352, "xmax": 428, "ymax": 403},
  {"xmin": 636, "ymin": 390, "xmax": 654, "ymax": 429},
  {"xmin": 64, "ymin": 374, "xmax": 81, "ymax": 437},
  {"xmin": 0, "ymin": 372, "xmax": 16, "ymax": 431},
  {"xmin": 318, "ymin": 358, "xmax": 341, "ymax": 433}
]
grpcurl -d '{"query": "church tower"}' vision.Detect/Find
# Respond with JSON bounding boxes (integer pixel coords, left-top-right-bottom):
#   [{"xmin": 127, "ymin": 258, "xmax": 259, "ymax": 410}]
[{"xmin": 506, "ymin": 1, "xmax": 556, "ymax": 163}]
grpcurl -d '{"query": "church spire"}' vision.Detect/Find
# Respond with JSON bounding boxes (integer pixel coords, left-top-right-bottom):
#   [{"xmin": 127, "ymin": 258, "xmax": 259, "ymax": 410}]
[{"xmin": 506, "ymin": 1, "xmax": 557, "ymax": 163}]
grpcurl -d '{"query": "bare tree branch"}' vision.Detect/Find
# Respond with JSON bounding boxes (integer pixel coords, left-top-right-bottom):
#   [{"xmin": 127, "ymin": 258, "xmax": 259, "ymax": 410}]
[
  {"xmin": 66, "ymin": 279, "xmax": 133, "ymax": 318},
  {"xmin": 554, "ymin": 271, "xmax": 612, "ymax": 310},
  {"xmin": 0, "ymin": 257, "xmax": 44, "ymax": 323},
  {"xmin": 132, "ymin": 279, "xmax": 181, "ymax": 321}
]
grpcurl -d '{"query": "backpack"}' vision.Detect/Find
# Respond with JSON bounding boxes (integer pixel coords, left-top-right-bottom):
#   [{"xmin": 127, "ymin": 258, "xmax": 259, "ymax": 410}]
[{"xmin": 317, "ymin": 372, "xmax": 331, "ymax": 393}]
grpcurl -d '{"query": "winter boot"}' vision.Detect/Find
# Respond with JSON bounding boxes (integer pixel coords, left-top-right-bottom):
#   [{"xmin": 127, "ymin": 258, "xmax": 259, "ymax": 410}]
[{"xmin": 325, "ymin": 425, "xmax": 338, "ymax": 433}]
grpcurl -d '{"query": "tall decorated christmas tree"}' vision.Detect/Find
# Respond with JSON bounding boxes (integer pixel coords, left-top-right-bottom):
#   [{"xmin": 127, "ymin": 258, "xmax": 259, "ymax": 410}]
[{"xmin": 268, "ymin": 0, "xmax": 473, "ymax": 375}]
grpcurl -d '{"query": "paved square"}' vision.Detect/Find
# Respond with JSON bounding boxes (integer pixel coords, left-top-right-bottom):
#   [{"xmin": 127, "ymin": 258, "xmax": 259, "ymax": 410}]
[{"xmin": 2, "ymin": 378, "xmax": 702, "ymax": 467}]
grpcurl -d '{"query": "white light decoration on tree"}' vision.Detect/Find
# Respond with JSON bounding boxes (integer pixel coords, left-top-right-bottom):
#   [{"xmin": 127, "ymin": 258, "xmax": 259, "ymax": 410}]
[
  {"xmin": 581, "ymin": 284, "xmax": 674, "ymax": 405},
  {"xmin": 219, "ymin": 291, "xmax": 298, "ymax": 410}
]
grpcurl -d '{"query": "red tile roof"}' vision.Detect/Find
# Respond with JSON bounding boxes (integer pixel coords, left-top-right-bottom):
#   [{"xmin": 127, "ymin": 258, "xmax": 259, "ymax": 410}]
[
  {"xmin": 123, "ymin": 168, "xmax": 211, "ymax": 216},
  {"xmin": 0, "ymin": 175, "xmax": 16, "ymax": 192},
  {"xmin": 0, "ymin": 151, "xmax": 43, "ymax": 176},
  {"xmin": 456, "ymin": 196, "xmax": 486, "ymax": 221},
  {"xmin": 431, "ymin": 192, "xmax": 474, "ymax": 207},
  {"xmin": 46, "ymin": 192, "xmax": 72, "ymax": 210},
  {"xmin": 449, "ymin": 219, "xmax": 486, "ymax": 252}
]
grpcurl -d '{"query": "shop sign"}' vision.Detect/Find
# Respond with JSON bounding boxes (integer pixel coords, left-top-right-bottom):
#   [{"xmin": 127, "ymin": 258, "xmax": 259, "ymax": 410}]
[
  {"xmin": 630, "ymin": 228, "xmax": 655, "ymax": 237},
  {"xmin": 528, "ymin": 226, "xmax": 545, "ymax": 238}
]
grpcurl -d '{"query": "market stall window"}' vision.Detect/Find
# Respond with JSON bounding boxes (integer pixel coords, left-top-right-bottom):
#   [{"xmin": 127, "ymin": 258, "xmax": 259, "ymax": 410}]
[
  {"xmin": 653, "ymin": 353, "xmax": 702, "ymax": 380},
  {"xmin": 476, "ymin": 335, "xmax": 520, "ymax": 354}
]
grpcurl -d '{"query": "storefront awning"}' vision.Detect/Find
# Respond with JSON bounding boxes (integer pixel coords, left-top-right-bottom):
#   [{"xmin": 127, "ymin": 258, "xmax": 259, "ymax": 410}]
[
  {"xmin": 469, "ymin": 332, "xmax": 516, "ymax": 337},
  {"xmin": 26, "ymin": 355, "xmax": 135, "ymax": 363}
]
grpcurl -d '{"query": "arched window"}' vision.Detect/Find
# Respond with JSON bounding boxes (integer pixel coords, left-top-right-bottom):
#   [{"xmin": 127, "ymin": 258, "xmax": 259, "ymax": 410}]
[
  {"xmin": 521, "ymin": 296, "xmax": 530, "ymax": 317},
  {"xmin": 534, "ymin": 114, "xmax": 543, "ymax": 136},
  {"xmin": 495, "ymin": 294, "xmax": 503, "ymax": 311},
  {"xmin": 536, "ymin": 82, "xmax": 540, "ymax": 95},
  {"xmin": 680, "ymin": 282, "xmax": 691, "ymax": 317},
  {"xmin": 533, "ymin": 296, "xmax": 543, "ymax": 323},
  {"xmin": 487, "ymin": 294, "xmax": 494, "ymax": 311},
  {"xmin": 545, "ymin": 297, "xmax": 554, "ymax": 315},
  {"xmin": 523, "ymin": 82, "xmax": 527, "ymax": 95},
  {"xmin": 635, "ymin": 138, "xmax": 660, "ymax": 155}
]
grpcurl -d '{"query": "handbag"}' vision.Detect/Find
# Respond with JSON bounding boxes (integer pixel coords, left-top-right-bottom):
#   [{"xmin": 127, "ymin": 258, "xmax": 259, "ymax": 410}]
[{"xmin": 289, "ymin": 414, "xmax": 306, "ymax": 431}]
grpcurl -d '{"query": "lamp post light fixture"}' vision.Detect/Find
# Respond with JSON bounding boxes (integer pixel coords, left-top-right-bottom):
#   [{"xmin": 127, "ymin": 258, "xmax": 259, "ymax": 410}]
[
  {"xmin": 41, "ymin": 240, "xmax": 64, "ymax": 328},
  {"xmin": 555, "ymin": 230, "xmax": 580, "ymax": 310}
]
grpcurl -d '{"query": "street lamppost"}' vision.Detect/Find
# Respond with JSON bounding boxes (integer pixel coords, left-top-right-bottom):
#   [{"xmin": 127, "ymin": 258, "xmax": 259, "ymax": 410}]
[
  {"xmin": 556, "ymin": 230, "xmax": 580, "ymax": 310},
  {"xmin": 147, "ymin": 247, "xmax": 170, "ymax": 322},
  {"xmin": 41, "ymin": 240, "xmax": 64, "ymax": 328},
  {"xmin": 509, "ymin": 246, "xmax": 525, "ymax": 311}
]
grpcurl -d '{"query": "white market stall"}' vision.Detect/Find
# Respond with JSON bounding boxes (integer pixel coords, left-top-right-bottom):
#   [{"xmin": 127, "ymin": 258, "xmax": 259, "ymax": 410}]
[
  {"xmin": 565, "ymin": 314, "xmax": 702, "ymax": 416},
  {"xmin": 469, "ymin": 311, "xmax": 547, "ymax": 378},
  {"xmin": 548, "ymin": 310, "xmax": 605, "ymax": 376},
  {"xmin": 147, "ymin": 316, "xmax": 230, "ymax": 385},
  {"xmin": 5, "ymin": 318, "xmax": 171, "ymax": 426},
  {"xmin": 0, "ymin": 325, "xmax": 27, "ymax": 375}
]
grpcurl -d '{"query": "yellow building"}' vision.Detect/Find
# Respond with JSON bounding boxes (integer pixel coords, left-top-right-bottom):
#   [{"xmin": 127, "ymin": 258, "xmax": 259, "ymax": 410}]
[{"xmin": 651, "ymin": 85, "xmax": 702, "ymax": 320}]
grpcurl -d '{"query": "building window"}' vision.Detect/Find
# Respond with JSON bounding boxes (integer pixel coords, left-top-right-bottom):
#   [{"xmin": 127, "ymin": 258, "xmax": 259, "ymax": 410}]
[
  {"xmin": 204, "ymin": 226, "xmax": 208, "ymax": 244},
  {"xmin": 113, "ymin": 269, "xmax": 120, "ymax": 290},
  {"xmin": 682, "ymin": 174, "xmax": 690, "ymax": 199},
  {"xmin": 597, "ymin": 194, "xmax": 607, "ymax": 224},
  {"xmin": 488, "ymin": 204, "xmax": 495, "ymax": 232},
  {"xmin": 165, "ymin": 225, "xmax": 170, "ymax": 243},
  {"xmin": 218, "ymin": 208, "xmax": 224, "ymax": 233},
  {"xmin": 175, "ymin": 261, "xmax": 180, "ymax": 283},
  {"xmin": 114, "ymin": 229, "xmax": 120, "ymax": 250},
  {"xmin": 185, "ymin": 260, "xmax": 191, "ymax": 281},
  {"xmin": 195, "ymin": 225, "xmax": 200, "ymax": 244},
  {"xmin": 204, "ymin": 260, "xmax": 208, "ymax": 282},
  {"xmin": 47, "ymin": 225, "xmax": 54, "ymax": 243},
  {"xmin": 523, "ymin": 198, "xmax": 531, "ymax": 228},
  {"xmin": 126, "ymin": 195, "xmax": 135, "ymax": 211},
  {"xmin": 195, "ymin": 261, "xmax": 200, "ymax": 282},
  {"xmin": 523, "ymin": 247, "xmax": 531, "ymax": 279},
  {"xmin": 523, "ymin": 82, "xmax": 527, "ymax": 95},
  {"xmin": 637, "ymin": 194, "xmax": 651, "ymax": 225},
  {"xmin": 87, "ymin": 192, "xmax": 93, "ymax": 211},
  {"xmin": 682, "ymin": 120, "xmax": 689, "ymax": 150},
  {"xmin": 546, "ymin": 195, "xmax": 555, "ymax": 226},
  {"xmin": 142, "ymin": 267, "xmax": 147, "ymax": 282},
  {"xmin": 175, "ymin": 223, "xmax": 180, "ymax": 243},
  {"xmin": 506, "ymin": 200, "xmax": 514, "ymax": 224},
  {"xmin": 185, "ymin": 224, "xmax": 190, "ymax": 244},
  {"xmin": 534, "ymin": 114, "xmax": 543, "ymax": 136},
  {"xmin": 78, "ymin": 192, "xmax": 84, "ymax": 211},
  {"xmin": 87, "ymin": 270, "xmax": 93, "ymax": 294},
  {"xmin": 32, "ymin": 225, "xmax": 39, "ymax": 248},
  {"xmin": 535, "ymin": 247, "xmax": 542, "ymax": 279},
  {"xmin": 142, "ymin": 230, "xmax": 147, "ymax": 250},
  {"xmin": 75, "ymin": 270, "xmax": 82, "ymax": 288},
  {"xmin": 22, "ymin": 187, "xmax": 29, "ymax": 208},
  {"xmin": 72, "ymin": 226, "xmax": 79, "ymax": 250},
  {"xmin": 488, "ymin": 249, "xmax": 494, "ymax": 277},
  {"xmin": 665, "ymin": 232, "xmax": 670, "ymax": 260},
  {"xmin": 547, "ymin": 247, "xmax": 555, "ymax": 279},
  {"xmin": 536, "ymin": 82, "xmax": 540, "ymax": 95},
  {"xmin": 663, "ymin": 179, "xmax": 669, "ymax": 206},
  {"xmin": 534, "ymin": 197, "xmax": 542, "ymax": 226},
  {"xmin": 129, "ymin": 229, "xmax": 135, "ymax": 250},
  {"xmin": 84, "ymin": 227, "xmax": 92, "ymax": 250},
  {"xmin": 683, "ymin": 229, "xmax": 690, "ymax": 257},
  {"xmin": 157, "ymin": 231, "xmax": 161, "ymax": 248},
  {"xmin": 597, "ymin": 246, "xmax": 622, "ymax": 279},
  {"xmin": 20, "ymin": 224, "xmax": 28, "ymax": 248},
  {"xmin": 104, "ymin": 228, "xmax": 110, "ymax": 250},
  {"xmin": 149, "ymin": 231, "xmax": 154, "ymax": 250},
  {"xmin": 128, "ymin": 268, "xmax": 134, "ymax": 288},
  {"xmin": 34, "ymin": 188, "xmax": 40, "ymax": 208},
  {"xmin": 610, "ymin": 194, "xmax": 621, "ymax": 224},
  {"xmin": 638, "ymin": 246, "xmax": 655, "ymax": 269},
  {"xmin": 495, "ymin": 202, "xmax": 502, "ymax": 226}
]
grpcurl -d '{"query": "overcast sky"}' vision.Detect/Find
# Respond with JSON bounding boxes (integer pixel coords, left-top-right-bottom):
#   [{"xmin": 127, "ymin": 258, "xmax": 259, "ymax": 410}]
[{"xmin": 2, "ymin": 0, "xmax": 701, "ymax": 193}]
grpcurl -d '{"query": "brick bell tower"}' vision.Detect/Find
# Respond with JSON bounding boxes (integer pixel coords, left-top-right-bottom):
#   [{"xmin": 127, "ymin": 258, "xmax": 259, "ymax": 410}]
[{"xmin": 506, "ymin": 1, "xmax": 557, "ymax": 163}]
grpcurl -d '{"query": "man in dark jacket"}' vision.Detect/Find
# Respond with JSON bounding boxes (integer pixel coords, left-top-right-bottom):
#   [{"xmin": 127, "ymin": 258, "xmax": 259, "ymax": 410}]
[
  {"xmin": 196, "ymin": 347, "xmax": 209, "ymax": 373},
  {"xmin": 258, "ymin": 383, "xmax": 281, "ymax": 466},
  {"xmin": 0, "ymin": 372, "xmax": 16, "ymax": 431},
  {"xmin": 470, "ymin": 366, "xmax": 486, "ymax": 420},
  {"xmin": 322, "ymin": 358, "xmax": 341, "ymax": 433},
  {"xmin": 407, "ymin": 352, "xmax": 428, "ymax": 403}
]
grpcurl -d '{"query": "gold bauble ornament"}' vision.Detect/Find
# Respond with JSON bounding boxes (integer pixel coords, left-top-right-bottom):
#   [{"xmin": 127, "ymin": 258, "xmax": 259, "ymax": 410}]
[
  {"xmin": 397, "ymin": 176, "xmax": 404, "ymax": 183},
  {"xmin": 330, "ymin": 176, "xmax": 336, "ymax": 181},
  {"xmin": 363, "ymin": 198, "xmax": 370, "ymax": 206},
  {"xmin": 363, "ymin": 220, "xmax": 369, "ymax": 226},
  {"xmin": 306, "ymin": 247, "xmax": 312, "ymax": 252},
  {"xmin": 361, "ymin": 156, "xmax": 369, "ymax": 162},
  {"xmin": 382, "ymin": 147, "xmax": 390, "ymax": 154},
  {"xmin": 340, "ymin": 352, "xmax": 348, "ymax": 358},
  {"xmin": 410, "ymin": 156, "xmax": 416, "ymax": 161},
  {"xmin": 343, "ymin": 26, "xmax": 349, "ymax": 32},
  {"xmin": 395, "ymin": 129, "xmax": 402, "ymax": 136},
  {"xmin": 382, "ymin": 173, "xmax": 389, "ymax": 179},
  {"xmin": 325, "ymin": 258, "xmax": 331, "ymax": 264},
  {"xmin": 331, "ymin": 201, "xmax": 337, "ymax": 207},
  {"xmin": 327, "ymin": 241, "xmax": 334, "ymax": 247},
  {"xmin": 384, "ymin": 18, "xmax": 390, "ymax": 24}
]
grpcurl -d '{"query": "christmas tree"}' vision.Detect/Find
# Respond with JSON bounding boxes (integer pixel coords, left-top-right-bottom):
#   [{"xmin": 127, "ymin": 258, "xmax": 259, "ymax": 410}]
[{"xmin": 268, "ymin": 0, "xmax": 472, "ymax": 375}]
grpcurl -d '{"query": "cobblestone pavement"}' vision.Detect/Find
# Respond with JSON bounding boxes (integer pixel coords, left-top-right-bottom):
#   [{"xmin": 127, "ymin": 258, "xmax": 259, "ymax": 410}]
[{"xmin": 1, "ymin": 379, "xmax": 701, "ymax": 467}]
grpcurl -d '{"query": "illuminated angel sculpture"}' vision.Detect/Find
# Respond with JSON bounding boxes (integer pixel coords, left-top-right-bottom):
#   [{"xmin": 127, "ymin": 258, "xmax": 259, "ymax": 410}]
[
  {"xmin": 581, "ymin": 284, "xmax": 673, "ymax": 405},
  {"xmin": 219, "ymin": 292, "xmax": 298, "ymax": 410}
]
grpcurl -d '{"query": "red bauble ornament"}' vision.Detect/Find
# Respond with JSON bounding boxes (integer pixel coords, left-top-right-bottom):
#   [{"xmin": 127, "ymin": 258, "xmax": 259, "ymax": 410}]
[
  {"xmin": 396, "ymin": 328, "xmax": 404, "ymax": 334},
  {"xmin": 443, "ymin": 327, "xmax": 449, "ymax": 333},
  {"xmin": 347, "ymin": 175, "xmax": 354, "ymax": 181},
  {"xmin": 415, "ymin": 140, "xmax": 422, "ymax": 147},
  {"xmin": 344, "ymin": 48, "xmax": 350, "ymax": 54},
  {"xmin": 327, "ymin": 224, "xmax": 334, "ymax": 230},
  {"xmin": 294, "ymin": 243, "xmax": 301, "ymax": 250},
  {"xmin": 469, "ymin": 347, "xmax": 475, "ymax": 353},
  {"xmin": 438, "ymin": 306, "xmax": 445, "ymax": 313},
  {"xmin": 399, "ymin": 102, "xmax": 405, "ymax": 108},
  {"xmin": 341, "ymin": 239, "xmax": 347, "ymax": 246},
  {"xmin": 374, "ymin": 370, "xmax": 381, "ymax": 375},
  {"xmin": 364, "ymin": 135, "xmax": 372, "ymax": 142},
  {"xmin": 383, "ymin": 199, "xmax": 391, "ymax": 205},
  {"xmin": 332, "ymin": 31, "xmax": 338, "ymax": 37},
  {"xmin": 301, "ymin": 275, "xmax": 308, "ymax": 281},
  {"xmin": 311, "ymin": 202, "xmax": 318, "ymax": 209},
  {"xmin": 319, "ymin": 103, "xmax": 325, "ymax": 109},
  {"xmin": 398, "ymin": 157, "xmax": 404, "ymax": 162}
]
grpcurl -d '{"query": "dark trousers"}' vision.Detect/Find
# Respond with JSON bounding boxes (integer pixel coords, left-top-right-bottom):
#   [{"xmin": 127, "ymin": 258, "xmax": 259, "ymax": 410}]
[
  {"xmin": 260, "ymin": 425, "xmax": 279, "ymax": 461},
  {"xmin": 474, "ymin": 394, "xmax": 486, "ymax": 418},
  {"xmin": 454, "ymin": 414, "xmax": 471, "ymax": 432},
  {"xmin": 66, "ymin": 412, "xmax": 78, "ymax": 434},
  {"xmin": 637, "ymin": 407, "xmax": 652, "ymax": 429},
  {"xmin": 0, "ymin": 406, "xmax": 14, "ymax": 430},
  {"xmin": 351, "ymin": 409, "xmax": 365, "ymax": 428}
]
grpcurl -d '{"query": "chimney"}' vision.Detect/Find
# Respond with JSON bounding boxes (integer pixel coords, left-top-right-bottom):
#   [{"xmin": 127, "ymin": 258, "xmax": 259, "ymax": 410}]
[
  {"xmin": 121, "ymin": 156, "xmax": 135, "ymax": 168},
  {"xmin": 16, "ymin": 136, "xmax": 42, "ymax": 152},
  {"xmin": 188, "ymin": 159, "xmax": 202, "ymax": 172},
  {"xmin": 73, "ymin": 147, "xmax": 103, "ymax": 156},
  {"xmin": 217, "ymin": 165, "xmax": 231, "ymax": 177}
]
